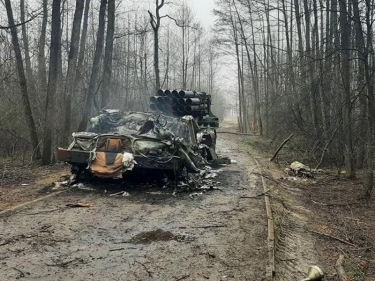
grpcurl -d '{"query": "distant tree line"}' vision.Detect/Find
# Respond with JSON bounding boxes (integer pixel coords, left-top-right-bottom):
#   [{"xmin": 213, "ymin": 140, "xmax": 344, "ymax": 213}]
[{"xmin": 214, "ymin": 0, "xmax": 375, "ymax": 196}]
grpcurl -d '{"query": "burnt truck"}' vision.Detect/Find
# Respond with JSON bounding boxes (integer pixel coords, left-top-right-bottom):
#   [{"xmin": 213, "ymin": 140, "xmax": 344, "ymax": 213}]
[{"xmin": 56, "ymin": 90, "xmax": 220, "ymax": 179}]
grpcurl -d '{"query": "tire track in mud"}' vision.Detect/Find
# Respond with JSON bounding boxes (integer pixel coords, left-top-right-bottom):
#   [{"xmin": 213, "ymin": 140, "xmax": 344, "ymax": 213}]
[
  {"xmin": 0, "ymin": 190, "xmax": 66, "ymax": 217},
  {"xmin": 264, "ymin": 182, "xmax": 321, "ymax": 281},
  {"xmin": 253, "ymin": 157, "xmax": 275, "ymax": 280},
  {"xmin": 226, "ymin": 131, "xmax": 322, "ymax": 281},
  {"xmin": 218, "ymin": 133, "xmax": 273, "ymax": 280}
]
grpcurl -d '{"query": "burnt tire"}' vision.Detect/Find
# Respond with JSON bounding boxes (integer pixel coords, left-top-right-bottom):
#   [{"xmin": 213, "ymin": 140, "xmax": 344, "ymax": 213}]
[{"xmin": 71, "ymin": 165, "xmax": 92, "ymax": 181}]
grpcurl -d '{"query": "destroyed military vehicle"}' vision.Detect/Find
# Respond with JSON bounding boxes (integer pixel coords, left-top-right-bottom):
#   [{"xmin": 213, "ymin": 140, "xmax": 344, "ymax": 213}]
[{"xmin": 56, "ymin": 90, "xmax": 219, "ymax": 180}]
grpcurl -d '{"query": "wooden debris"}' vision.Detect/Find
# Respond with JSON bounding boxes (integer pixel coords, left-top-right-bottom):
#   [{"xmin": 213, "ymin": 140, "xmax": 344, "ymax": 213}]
[
  {"xmin": 191, "ymin": 224, "xmax": 226, "ymax": 229},
  {"xmin": 198, "ymin": 272, "xmax": 210, "ymax": 279},
  {"xmin": 309, "ymin": 230, "xmax": 358, "ymax": 247},
  {"xmin": 0, "ymin": 190, "xmax": 66, "ymax": 217},
  {"xmin": 335, "ymin": 255, "xmax": 350, "ymax": 281},
  {"xmin": 240, "ymin": 189, "xmax": 271, "ymax": 199},
  {"xmin": 270, "ymin": 134, "xmax": 294, "ymax": 162},
  {"xmin": 109, "ymin": 247, "xmax": 125, "ymax": 252},
  {"xmin": 66, "ymin": 202, "xmax": 94, "ymax": 208},
  {"xmin": 254, "ymin": 157, "xmax": 275, "ymax": 279}
]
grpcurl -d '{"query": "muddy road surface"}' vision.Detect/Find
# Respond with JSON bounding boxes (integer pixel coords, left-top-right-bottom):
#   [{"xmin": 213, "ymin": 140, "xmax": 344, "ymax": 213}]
[{"xmin": 0, "ymin": 133, "xmax": 268, "ymax": 281}]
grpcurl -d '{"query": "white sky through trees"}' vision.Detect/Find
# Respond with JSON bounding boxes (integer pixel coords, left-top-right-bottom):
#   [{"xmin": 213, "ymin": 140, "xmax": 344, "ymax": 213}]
[{"xmin": 189, "ymin": 0, "xmax": 216, "ymax": 29}]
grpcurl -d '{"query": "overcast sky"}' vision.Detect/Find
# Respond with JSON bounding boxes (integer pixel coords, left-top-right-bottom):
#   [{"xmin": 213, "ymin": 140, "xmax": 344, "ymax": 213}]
[{"xmin": 189, "ymin": 0, "xmax": 216, "ymax": 29}]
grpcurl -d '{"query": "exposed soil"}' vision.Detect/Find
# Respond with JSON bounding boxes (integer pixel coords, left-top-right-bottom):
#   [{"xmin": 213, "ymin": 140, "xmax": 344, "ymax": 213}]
[
  {"xmin": 241, "ymin": 135, "xmax": 375, "ymax": 281},
  {"xmin": 0, "ymin": 161, "xmax": 69, "ymax": 210},
  {"xmin": 0, "ymin": 125, "xmax": 268, "ymax": 281},
  {"xmin": 1, "ymin": 120, "xmax": 374, "ymax": 280}
]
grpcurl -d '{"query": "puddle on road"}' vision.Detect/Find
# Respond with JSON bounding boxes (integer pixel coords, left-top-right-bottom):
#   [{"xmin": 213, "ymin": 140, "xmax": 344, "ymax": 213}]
[{"xmin": 130, "ymin": 229, "xmax": 177, "ymax": 244}]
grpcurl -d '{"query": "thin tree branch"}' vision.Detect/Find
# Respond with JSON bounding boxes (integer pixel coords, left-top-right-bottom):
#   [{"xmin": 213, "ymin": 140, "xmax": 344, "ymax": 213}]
[{"xmin": 0, "ymin": 9, "xmax": 42, "ymax": 30}]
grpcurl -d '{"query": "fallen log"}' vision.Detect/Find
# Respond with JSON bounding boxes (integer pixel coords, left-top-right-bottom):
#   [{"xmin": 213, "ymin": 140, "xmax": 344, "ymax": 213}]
[
  {"xmin": 270, "ymin": 134, "xmax": 294, "ymax": 162},
  {"xmin": 240, "ymin": 189, "xmax": 271, "ymax": 198},
  {"xmin": 335, "ymin": 255, "xmax": 349, "ymax": 281},
  {"xmin": 254, "ymin": 157, "xmax": 275, "ymax": 279},
  {"xmin": 0, "ymin": 190, "xmax": 66, "ymax": 217},
  {"xmin": 309, "ymin": 230, "xmax": 358, "ymax": 247},
  {"xmin": 191, "ymin": 224, "xmax": 227, "ymax": 229}
]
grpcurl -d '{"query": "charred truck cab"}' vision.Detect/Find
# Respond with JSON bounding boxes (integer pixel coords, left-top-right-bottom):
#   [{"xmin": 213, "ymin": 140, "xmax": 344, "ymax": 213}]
[{"xmin": 56, "ymin": 90, "xmax": 219, "ymax": 179}]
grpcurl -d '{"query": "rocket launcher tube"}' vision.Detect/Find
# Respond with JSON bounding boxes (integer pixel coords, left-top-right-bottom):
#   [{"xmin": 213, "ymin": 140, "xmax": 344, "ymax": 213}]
[
  {"xmin": 185, "ymin": 98, "xmax": 201, "ymax": 105},
  {"xmin": 156, "ymin": 96, "xmax": 165, "ymax": 103},
  {"xmin": 178, "ymin": 90, "xmax": 195, "ymax": 98},
  {"xmin": 157, "ymin": 89, "xmax": 165, "ymax": 96},
  {"xmin": 177, "ymin": 98, "xmax": 186, "ymax": 105}
]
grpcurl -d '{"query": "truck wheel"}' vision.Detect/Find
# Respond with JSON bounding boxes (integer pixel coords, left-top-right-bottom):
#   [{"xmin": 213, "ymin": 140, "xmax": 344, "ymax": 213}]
[{"xmin": 71, "ymin": 165, "xmax": 91, "ymax": 181}]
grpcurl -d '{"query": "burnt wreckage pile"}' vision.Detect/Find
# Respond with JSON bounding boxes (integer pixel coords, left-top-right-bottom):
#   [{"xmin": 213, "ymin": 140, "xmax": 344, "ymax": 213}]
[{"xmin": 56, "ymin": 90, "xmax": 222, "ymax": 183}]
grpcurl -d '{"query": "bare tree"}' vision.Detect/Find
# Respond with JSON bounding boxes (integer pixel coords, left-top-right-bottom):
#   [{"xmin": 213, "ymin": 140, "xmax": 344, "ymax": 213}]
[
  {"xmin": 100, "ymin": 0, "xmax": 116, "ymax": 109},
  {"xmin": 339, "ymin": 0, "xmax": 355, "ymax": 178},
  {"xmin": 78, "ymin": 0, "xmax": 107, "ymax": 131},
  {"xmin": 4, "ymin": 0, "xmax": 41, "ymax": 159},
  {"xmin": 42, "ymin": 0, "xmax": 61, "ymax": 164},
  {"xmin": 75, "ymin": 0, "xmax": 91, "ymax": 85},
  {"xmin": 38, "ymin": 0, "xmax": 48, "ymax": 93},
  {"xmin": 62, "ymin": 0, "xmax": 85, "ymax": 146},
  {"xmin": 148, "ymin": 0, "xmax": 165, "ymax": 91},
  {"xmin": 20, "ymin": 0, "xmax": 33, "ymax": 84}
]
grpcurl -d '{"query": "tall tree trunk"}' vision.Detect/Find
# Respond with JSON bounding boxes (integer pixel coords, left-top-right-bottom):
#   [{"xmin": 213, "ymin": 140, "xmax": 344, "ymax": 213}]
[
  {"xmin": 365, "ymin": 0, "xmax": 375, "ymax": 197},
  {"xmin": 265, "ymin": 0, "xmax": 277, "ymax": 133},
  {"xmin": 228, "ymin": 5, "xmax": 245, "ymax": 132},
  {"xmin": 234, "ymin": 0, "xmax": 261, "ymax": 134},
  {"xmin": 303, "ymin": 0, "xmax": 319, "ymax": 134},
  {"xmin": 352, "ymin": 0, "xmax": 367, "ymax": 168},
  {"xmin": 20, "ymin": 0, "xmax": 33, "ymax": 83},
  {"xmin": 182, "ymin": 25, "xmax": 186, "ymax": 89},
  {"xmin": 75, "ymin": 0, "xmax": 91, "ymax": 85},
  {"xmin": 312, "ymin": 0, "xmax": 323, "ymax": 136},
  {"xmin": 4, "ymin": 0, "xmax": 41, "ymax": 159},
  {"xmin": 148, "ymin": 0, "xmax": 165, "ymax": 91},
  {"xmin": 100, "ymin": 0, "xmax": 115, "ymax": 109},
  {"xmin": 320, "ymin": 0, "xmax": 331, "ymax": 139},
  {"xmin": 162, "ymin": 26, "xmax": 170, "ymax": 88},
  {"xmin": 339, "ymin": 0, "xmax": 355, "ymax": 178},
  {"xmin": 42, "ymin": 0, "xmax": 61, "ymax": 164},
  {"xmin": 248, "ymin": 0, "xmax": 262, "ymax": 135},
  {"xmin": 38, "ymin": 0, "xmax": 48, "ymax": 93},
  {"xmin": 124, "ymin": 16, "xmax": 131, "ymax": 107},
  {"xmin": 294, "ymin": 0, "xmax": 306, "ymax": 130},
  {"xmin": 63, "ymin": 0, "xmax": 85, "ymax": 145},
  {"xmin": 281, "ymin": 0, "xmax": 292, "ymax": 67},
  {"xmin": 78, "ymin": 0, "xmax": 107, "ymax": 131}
]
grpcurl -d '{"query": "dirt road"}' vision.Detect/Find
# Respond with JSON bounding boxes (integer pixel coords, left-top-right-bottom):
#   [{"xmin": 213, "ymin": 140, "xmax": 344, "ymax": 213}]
[{"xmin": 0, "ymin": 133, "xmax": 268, "ymax": 281}]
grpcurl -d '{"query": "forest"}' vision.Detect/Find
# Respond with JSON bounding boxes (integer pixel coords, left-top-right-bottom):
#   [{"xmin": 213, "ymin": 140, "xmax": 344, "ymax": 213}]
[
  {"xmin": 0, "ymin": 0, "xmax": 374, "ymax": 196},
  {"xmin": 212, "ymin": 0, "xmax": 374, "ymax": 196}
]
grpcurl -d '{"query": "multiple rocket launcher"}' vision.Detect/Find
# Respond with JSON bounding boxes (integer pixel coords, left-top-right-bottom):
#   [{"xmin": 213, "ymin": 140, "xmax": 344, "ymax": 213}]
[{"xmin": 149, "ymin": 89, "xmax": 211, "ymax": 116}]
